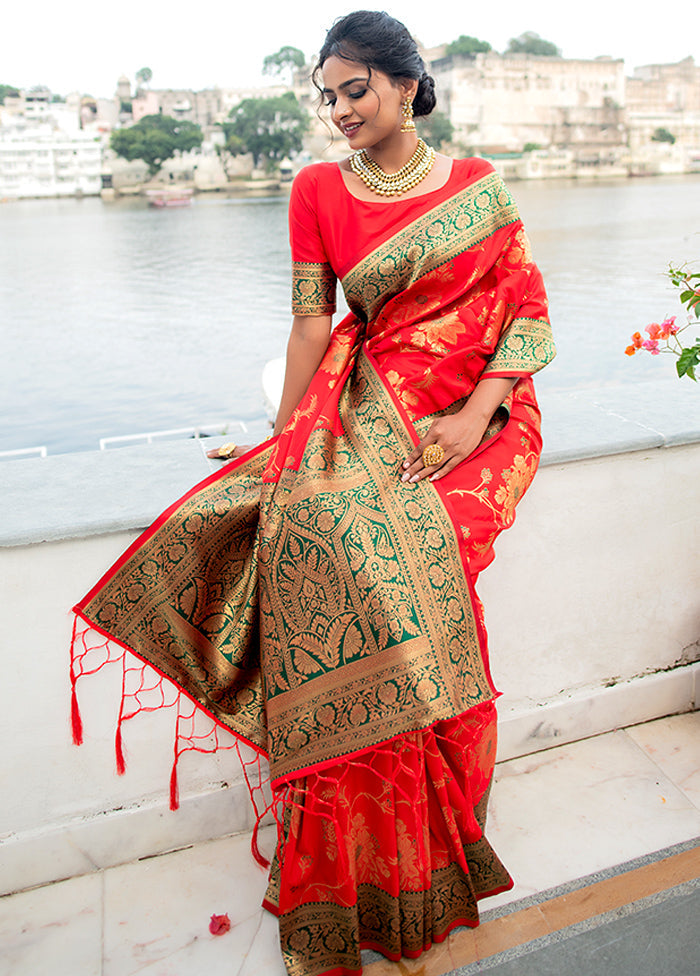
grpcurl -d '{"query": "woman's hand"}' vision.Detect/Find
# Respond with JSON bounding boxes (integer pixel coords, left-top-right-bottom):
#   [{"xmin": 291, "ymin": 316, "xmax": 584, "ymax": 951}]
[
  {"xmin": 400, "ymin": 375, "xmax": 520, "ymax": 483},
  {"xmin": 206, "ymin": 443, "xmax": 253, "ymax": 462},
  {"xmin": 401, "ymin": 412, "xmax": 488, "ymax": 483}
]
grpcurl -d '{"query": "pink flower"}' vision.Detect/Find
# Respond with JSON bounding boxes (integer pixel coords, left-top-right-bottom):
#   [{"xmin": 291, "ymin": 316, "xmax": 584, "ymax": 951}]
[
  {"xmin": 660, "ymin": 316, "xmax": 678, "ymax": 336},
  {"xmin": 642, "ymin": 339, "xmax": 660, "ymax": 355},
  {"xmin": 209, "ymin": 913, "xmax": 231, "ymax": 936},
  {"xmin": 645, "ymin": 323, "xmax": 662, "ymax": 339}
]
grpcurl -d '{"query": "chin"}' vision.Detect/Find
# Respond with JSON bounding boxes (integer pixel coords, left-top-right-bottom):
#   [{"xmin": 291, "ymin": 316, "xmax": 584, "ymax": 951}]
[{"xmin": 341, "ymin": 129, "xmax": 365, "ymax": 147}]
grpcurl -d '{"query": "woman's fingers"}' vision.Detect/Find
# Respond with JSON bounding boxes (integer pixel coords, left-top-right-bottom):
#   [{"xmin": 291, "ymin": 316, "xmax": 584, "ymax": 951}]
[
  {"xmin": 401, "ymin": 437, "xmax": 453, "ymax": 483},
  {"xmin": 206, "ymin": 443, "xmax": 252, "ymax": 461},
  {"xmin": 400, "ymin": 417, "xmax": 482, "ymax": 483}
]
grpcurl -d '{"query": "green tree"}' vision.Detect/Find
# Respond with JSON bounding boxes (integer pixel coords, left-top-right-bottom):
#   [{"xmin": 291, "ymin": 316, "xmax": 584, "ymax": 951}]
[
  {"xmin": 507, "ymin": 32, "xmax": 561, "ymax": 57},
  {"xmin": 263, "ymin": 46, "xmax": 306, "ymax": 83},
  {"xmin": 111, "ymin": 114, "xmax": 203, "ymax": 177},
  {"xmin": 445, "ymin": 35, "xmax": 491, "ymax": 57},
  {"xmin": 222, "ymin": 93, "xmax": 308, "ymax": 170},
  {"xmin": 0, "ymin": 84, "xmax": 19, "ymax": 103},
  {"xmin": 417, "ymin": 111, "xmax": 454, "ymax": 150},
  {"xmin": 136, "ymin": 67, "xmax": 153, "ymax": 89},
  {"xmin": 651, "ymin": 127, "xmax": 676, "ymax": 144}
]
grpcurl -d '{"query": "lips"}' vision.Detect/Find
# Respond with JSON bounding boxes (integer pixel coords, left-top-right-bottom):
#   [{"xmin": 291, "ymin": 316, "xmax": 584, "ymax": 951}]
[{"xmin": 342, "ymin": 122, "xmax": 363, "ymax": 138}]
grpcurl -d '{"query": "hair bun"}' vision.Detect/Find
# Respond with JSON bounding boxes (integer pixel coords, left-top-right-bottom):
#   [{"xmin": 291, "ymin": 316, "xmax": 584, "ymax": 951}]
[{"xmin": 413, "ymin": 72, "xmax": 436, "ymax": 117}]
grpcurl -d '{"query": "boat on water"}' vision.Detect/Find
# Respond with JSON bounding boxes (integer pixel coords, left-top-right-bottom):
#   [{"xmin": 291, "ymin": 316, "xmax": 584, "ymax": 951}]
[{"xmin": 145, "ymin": 188, "xmax": 193, "ymax": 208}]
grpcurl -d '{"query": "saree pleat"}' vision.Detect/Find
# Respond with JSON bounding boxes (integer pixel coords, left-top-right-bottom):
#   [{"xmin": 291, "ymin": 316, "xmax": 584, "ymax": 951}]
[
  {"xmin": 72, "ymin": 157, "xmax": 555, "ymax": 976},
  {"xmin": 264, "ymin": 704, "xmax": 510, "ymax": 976}
]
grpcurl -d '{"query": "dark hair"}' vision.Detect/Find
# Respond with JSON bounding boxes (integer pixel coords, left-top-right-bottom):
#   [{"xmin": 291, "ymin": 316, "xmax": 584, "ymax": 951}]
[{"xmin": 313, "ymin": 10, "xmax": 436, "ymax": 117}]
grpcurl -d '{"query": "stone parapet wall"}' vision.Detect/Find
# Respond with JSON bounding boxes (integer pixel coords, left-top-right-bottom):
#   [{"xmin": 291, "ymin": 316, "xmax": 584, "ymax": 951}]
[{"xmin": 0, "ymin": 385, "xmax": 698, "ymax": 896}]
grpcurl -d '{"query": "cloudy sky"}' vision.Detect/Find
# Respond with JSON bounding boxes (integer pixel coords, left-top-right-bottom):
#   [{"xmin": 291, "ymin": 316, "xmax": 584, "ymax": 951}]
[{"xmin": 4, "ymin": 1, "xmax": 697, "ymax": 98}]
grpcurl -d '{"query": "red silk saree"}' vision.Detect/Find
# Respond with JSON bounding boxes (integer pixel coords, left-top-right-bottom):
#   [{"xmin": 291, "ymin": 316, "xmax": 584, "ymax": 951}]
[{"xmin": 71, "ymin": 157, "xmax": 554, "ymax": 976}]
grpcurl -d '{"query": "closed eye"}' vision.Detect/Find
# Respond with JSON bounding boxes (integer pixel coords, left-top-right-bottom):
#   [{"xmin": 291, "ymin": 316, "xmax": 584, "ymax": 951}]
[{"xmin": 323, "ymin": 88, "xmax": 368, "ymax": 107}]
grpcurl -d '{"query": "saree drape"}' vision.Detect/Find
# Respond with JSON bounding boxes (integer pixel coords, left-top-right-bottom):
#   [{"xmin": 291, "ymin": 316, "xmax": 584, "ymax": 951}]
[{"xmin": 71, "ymin": 157, "xmax": 554, "ymax": 976}]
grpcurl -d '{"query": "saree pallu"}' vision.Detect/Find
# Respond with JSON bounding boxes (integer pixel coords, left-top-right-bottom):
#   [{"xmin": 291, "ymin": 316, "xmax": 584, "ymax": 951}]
[{"xmin": 71, "ymin": 159, "xmax": 555, "ymax": 976}]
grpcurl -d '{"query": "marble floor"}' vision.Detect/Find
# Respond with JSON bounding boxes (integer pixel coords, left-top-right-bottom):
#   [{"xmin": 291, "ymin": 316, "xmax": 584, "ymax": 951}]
[{"xmin": 1, "ymin": 711, "xmax": 699, "ymax": 976}]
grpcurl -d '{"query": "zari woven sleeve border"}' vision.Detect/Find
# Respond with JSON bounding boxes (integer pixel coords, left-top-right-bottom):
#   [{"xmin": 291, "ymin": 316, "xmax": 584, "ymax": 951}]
[
  {"xmin": 289, "ymin": 166, "xmax": 337, "ymax": 316},
  {"xmin": 483, "ymin": 228, "xmax": 556, "ymax": 378}
]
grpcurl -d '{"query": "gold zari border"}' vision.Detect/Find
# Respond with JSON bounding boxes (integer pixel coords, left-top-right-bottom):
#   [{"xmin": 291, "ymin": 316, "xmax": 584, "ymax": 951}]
[
  {"xmin": 341, "ymin": 171, "xmax": 520, "ymax": 322},
  {"xmin": 482, "ymin": 316, "xmax": 556, "ymax": 376},
  {"xmin": 292, "ymin": 261, "xmax": 336, "ymax": 315},
  {"xmin": 277, "ymin": 837, "xmax": 511, "ymax": 976},
  {"xmin": 82, "ymin": 354, "xmax": 494, "ymax": 783}
]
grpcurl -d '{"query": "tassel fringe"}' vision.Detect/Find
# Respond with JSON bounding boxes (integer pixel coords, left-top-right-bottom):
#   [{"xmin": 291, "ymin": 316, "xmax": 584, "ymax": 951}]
[{"xmin": 69, "ymin": 613, "xmax": 270, "ymax": 863}]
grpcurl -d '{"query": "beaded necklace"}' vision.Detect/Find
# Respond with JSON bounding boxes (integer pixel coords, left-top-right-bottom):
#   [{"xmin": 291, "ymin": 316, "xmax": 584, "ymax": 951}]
[{"xmin": 349, "ymin": 138, "xmax": 436, "ymax": 197}]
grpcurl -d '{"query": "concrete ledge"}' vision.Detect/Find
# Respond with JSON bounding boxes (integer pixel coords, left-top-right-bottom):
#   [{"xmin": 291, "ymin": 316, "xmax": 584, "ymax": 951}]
[
  {"xmin": 0, "ymin": 384, "xmax": 698, "ymax": 898},
  {"xmin": 0, "ymin": 777, "xmax": 263, "ymax": 898},
  {"xmin": 1, "ymin": 663, "xmax": 696, "ymax": 897},
  {"xmin": 1, "ymin": 380, "xmax": 698, "ymax": 548},
  {"xmin": 537, "ymin": 379, "xmax": 700, "ymax": 464},
  {"xmin": 497, "ymin": 662, "xmax": 700, "ymax": 762}
]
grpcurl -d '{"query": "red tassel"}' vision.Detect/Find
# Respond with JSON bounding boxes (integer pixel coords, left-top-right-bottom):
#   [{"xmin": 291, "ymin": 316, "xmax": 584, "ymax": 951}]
[
  {"xmin": 115, "ymin": 724, "xmax": 126, "ymax": 775},
  {"xmin": 169, "ymin": 761, "xmax": 179, "ymax": 811},
  {"xmin": 71, "ymin": 683, "xmax": 83, "ymax": 746},
  {"xmin": 251, "ymin": 818, "xmax": 271, "ymax": 869},
  {"xmin": 69, "ymin": 615, "xmax": 83, "ymax": 745}
]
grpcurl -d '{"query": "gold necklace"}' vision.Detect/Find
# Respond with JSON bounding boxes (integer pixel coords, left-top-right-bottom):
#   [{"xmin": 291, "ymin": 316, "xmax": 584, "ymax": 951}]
[{"xmin": 349, "ymin": 138, "xmax": 436, "ymax": 197}]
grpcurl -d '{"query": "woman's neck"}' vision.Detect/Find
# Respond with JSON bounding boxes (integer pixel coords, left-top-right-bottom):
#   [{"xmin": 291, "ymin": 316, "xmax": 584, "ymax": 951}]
[{"xmin": 364, "ymin": 133, "xmax": 420, "ymax": 173}]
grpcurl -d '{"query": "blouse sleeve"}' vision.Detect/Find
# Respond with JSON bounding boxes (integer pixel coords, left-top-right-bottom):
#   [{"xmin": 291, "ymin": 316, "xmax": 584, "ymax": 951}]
[
  {"xmin": 482, "ymin": 226, "xmax": 556, "ymax": 378},
  {"xmin": 289, "ymin": 166, "xmax": 337, "ymax": 316}
]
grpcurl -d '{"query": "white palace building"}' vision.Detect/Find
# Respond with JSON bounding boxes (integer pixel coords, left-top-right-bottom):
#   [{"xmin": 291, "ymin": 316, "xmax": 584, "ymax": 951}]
[{"xmin": 0, "ymin": 89, "xmax": 101, "ymax": 199}]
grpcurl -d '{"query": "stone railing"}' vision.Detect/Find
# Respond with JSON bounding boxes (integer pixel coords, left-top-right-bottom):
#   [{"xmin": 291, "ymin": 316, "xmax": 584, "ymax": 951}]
[{"xmin": 1, "ymin": 379, "xmax": 698, "ymax": 897}]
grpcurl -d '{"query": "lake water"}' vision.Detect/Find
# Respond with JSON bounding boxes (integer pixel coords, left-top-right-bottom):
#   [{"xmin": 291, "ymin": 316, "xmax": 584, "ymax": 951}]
[{"xmin": 1, "ymin": 173, "xmax": 699, "ymax": 455}]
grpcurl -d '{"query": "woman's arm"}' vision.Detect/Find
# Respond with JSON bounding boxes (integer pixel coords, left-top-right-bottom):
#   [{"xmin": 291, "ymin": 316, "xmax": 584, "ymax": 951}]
[
  {"xmin": 273, "ymin": 314, "xmax": 333, "ymax": 435},
  {"xmin": 401, "ymin": 375, "xmax": 519, "ymax": 483},
  {"xmin": 207, "ymin": 314, "xmax": 332, "ymax": 460}
]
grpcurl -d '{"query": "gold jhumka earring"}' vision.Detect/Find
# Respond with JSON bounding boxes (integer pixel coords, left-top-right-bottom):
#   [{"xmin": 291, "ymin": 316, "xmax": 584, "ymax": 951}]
[{"xmin": 400, "ymin": 98, "xmax": 416, "ymax": 132}]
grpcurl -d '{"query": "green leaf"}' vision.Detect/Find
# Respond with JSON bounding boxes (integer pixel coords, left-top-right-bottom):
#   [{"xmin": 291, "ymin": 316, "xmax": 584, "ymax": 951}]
[{"xmin": 676, "ymin": 345, "xmax": 700, "ymax": 380}]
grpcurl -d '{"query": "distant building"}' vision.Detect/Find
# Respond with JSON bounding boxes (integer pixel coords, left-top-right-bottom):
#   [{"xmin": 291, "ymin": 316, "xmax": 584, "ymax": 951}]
[
  {"xmin": 131, "ymin": 88, "xmax": 226, "ymax": 128},
  {"xmin": 427, "ymin": 49, "xmax": 626, "ymax": 159},
  {"xmin": 0, "ymin": 90, "xmax": 101, "ymax": 198},
  {"xmin": 626, "ymin": 56, "xmax": 700, "ymax": 151},
  {"xmin": 0, "ymin": 125, "xmax": 101, "ymax": 198}
]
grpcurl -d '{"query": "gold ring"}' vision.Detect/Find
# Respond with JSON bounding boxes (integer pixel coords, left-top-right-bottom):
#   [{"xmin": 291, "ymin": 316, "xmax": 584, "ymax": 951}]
[
  {"xmin": 217, "ymin": 442, "xmax": 237, "ymax": 459},
  {"xmin": 422, "ymin": 444, "xmax": 445, "ymax": 467}
]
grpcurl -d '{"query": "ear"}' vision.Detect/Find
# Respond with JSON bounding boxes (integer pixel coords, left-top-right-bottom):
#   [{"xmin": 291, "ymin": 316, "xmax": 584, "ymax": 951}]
[{"xmin": 399, "ymin": 78, "xmax": 419, "ymax": 102}]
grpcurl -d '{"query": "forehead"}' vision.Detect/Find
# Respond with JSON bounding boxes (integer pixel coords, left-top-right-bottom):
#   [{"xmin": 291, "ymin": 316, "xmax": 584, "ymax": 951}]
[{"xmin": 321, "ymin": 54, "xmax": 390, "ymax": 90}]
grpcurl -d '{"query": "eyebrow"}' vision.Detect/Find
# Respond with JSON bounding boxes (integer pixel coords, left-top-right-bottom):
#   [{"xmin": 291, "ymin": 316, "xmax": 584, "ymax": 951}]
[{"xmin": 322, "ymin": 76, "xmax": 369, "ymax": 93}]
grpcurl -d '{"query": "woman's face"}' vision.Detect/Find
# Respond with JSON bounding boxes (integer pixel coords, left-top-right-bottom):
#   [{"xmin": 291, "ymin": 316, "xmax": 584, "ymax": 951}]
[{"xmin": 321, "ymin": 55, "xmax": 415, "ymax": 151}]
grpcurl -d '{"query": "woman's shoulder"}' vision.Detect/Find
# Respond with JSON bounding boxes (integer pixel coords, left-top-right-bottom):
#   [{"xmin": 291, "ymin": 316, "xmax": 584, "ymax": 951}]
[
  {"xmin": 449, "ymin": 156, "xmax": 498, "ymax": 184},
  {"xmin": 292, "ymin": 161, "xmax": 340, "ymax": 195}
]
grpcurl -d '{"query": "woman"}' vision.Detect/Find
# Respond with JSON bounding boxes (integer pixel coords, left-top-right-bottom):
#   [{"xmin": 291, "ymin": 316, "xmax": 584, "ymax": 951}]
[{"xmin": 72, "ymin": 11, "xmax": 555, "ymax": 976}]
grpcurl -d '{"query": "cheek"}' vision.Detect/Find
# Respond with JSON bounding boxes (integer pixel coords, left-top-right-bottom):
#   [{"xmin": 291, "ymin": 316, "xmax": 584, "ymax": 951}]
[{"xmin": 361, "ymin": 91, "xmax": 382, "ymax": 119}]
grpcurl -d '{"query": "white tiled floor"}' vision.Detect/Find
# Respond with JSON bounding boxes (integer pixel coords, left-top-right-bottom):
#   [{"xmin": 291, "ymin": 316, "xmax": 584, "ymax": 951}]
[{"xmin": 1, "ymin": 712, "xmax": 699, "ymax": 976}]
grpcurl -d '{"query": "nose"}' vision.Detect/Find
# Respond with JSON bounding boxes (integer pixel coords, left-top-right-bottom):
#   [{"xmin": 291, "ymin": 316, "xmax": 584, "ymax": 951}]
[{"xmin": 332, "ymin": 94, "xmax": 352, "ymax": 123}]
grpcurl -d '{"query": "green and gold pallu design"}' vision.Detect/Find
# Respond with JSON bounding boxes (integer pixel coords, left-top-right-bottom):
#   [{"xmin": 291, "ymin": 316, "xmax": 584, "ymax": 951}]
[{"xmin": 81, "ymin": 351, "xmax": 496, "ymax": 784}]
